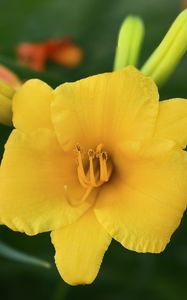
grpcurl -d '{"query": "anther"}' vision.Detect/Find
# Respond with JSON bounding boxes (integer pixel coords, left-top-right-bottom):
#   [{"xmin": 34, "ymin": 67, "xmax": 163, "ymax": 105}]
[
  {"xmin": 96, "ymin": 144, "xmax": 103, "ymax": 158},
  {"xmin": 88, "ymin": 149, "xmax": 95, "ymax": 158},
  {"xmin": 75, "ymin": 143, "xmax": 81, "ymax": 153},
  {"xmin": 102, "ymin": 151, "xmax": 108, "ymax": 160}
]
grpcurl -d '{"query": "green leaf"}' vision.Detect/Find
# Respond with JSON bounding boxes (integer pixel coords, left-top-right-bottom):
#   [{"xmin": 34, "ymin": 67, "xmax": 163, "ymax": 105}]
[{"xmin": 0, "ymin": 241, "xmax": 50, "ymax": 269}]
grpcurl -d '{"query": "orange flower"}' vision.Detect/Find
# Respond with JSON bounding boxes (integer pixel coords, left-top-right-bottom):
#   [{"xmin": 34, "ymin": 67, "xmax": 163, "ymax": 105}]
[
  {"xmin": 16, "ymin": 43, "xmax": 46, "ymax": 71},
  {"xmin": 182, "ymin": 0, "xmax": 187, "ymax": 8},
  {"xmin": 49, "ymin": 38, "xmax": 83, "ymax": 68},
  {"xmin": 16, "ymin": 38, "xmax": 83, "ymax": 71}
]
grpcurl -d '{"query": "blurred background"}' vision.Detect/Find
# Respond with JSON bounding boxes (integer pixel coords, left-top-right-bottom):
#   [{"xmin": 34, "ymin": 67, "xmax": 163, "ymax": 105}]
[{"xmin": 0, "ymin": 0, "xmax": 187, "ymax": 299}]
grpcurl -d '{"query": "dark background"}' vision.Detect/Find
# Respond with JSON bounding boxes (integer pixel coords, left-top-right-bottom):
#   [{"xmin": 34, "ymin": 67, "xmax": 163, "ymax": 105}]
[{"xmin": 0, "ymin": 0, "xmax": 187, "ymax": 299}]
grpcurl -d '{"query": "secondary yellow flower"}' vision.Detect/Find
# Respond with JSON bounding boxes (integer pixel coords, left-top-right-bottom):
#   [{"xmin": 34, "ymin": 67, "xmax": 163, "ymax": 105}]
[{"xmin": 0, "ymin": 66, "xmax": 187, "ymax": 285}]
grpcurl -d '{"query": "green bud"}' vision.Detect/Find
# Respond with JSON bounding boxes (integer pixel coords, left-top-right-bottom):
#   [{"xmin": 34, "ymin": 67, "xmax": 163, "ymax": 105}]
[
  {"xmin": 0, "ymin": 79, "xmax": 16, "ymax": 126},
  {"xmin": 0, "ymin": 94, "xmax": 12, "ymax": 126},
  {"xmin": 113, "ymin": 15, "xmax": 145, "ymax": 70},
  {"xmin": 141, "ymin": 9, "xmax": 187, "ymax": 87}
]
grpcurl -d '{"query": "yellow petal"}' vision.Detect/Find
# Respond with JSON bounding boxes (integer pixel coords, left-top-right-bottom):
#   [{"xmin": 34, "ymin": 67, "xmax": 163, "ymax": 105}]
[
  {"xmin": 13, "ymin": 79, "xmax": 53, "ymax": 133},
  {"xmin": 51, "ymin": 209, "xmax": 111, "ymax": 285},
  {"xmin": 94, "ymin": 138, "xmax": 187, "ymax": 253},
  {"xmin": 154, "ymin": 98, "xmax": 187, "ymax": 147},
  {"xmin": 0, "ymin": 129, "xmax": 94, "ymax": 235},
  {"xmin": 52, "ymin": 66, "xmax": 159, "ymax": 151}
]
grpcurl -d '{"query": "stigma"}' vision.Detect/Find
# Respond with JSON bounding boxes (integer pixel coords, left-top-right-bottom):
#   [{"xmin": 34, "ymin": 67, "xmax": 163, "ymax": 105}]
[{"xmin": 75, "ymin": 143, "xmax": 112, "ymax": 189}]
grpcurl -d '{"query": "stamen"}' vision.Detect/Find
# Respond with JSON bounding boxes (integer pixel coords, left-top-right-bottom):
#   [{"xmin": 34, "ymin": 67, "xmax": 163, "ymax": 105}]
[
  {"xmin": 88, "ymin": 149, "xmax": 97, "ymax": 187},
  {"xmin": 99, "ymin": 152, "xmax": 109, "ymax": 182},
  {"xmin": 74, "ymin": 143, "xmax": 112, "ymax": 192},
  {"xmin": 96, "ymin": 143, "xmax": 103, "ymax": 157},
  {"xmin": 75, "ymin": 144, "xmax": 90, "ymax": 188}
]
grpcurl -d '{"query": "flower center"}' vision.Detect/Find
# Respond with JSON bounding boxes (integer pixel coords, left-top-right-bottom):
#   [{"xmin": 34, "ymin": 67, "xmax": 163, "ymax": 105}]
[
  {"xmin": 64, "ymin": 143, "xmax": 113, "ymax": 207},
  {"xmin": 75, "ymin": 143, "xmax": 112, "ymax": 189}
]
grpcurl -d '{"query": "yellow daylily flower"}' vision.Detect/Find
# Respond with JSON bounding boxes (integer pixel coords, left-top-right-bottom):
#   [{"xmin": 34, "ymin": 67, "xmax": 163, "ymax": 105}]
[{"xmin": 0, "ymin": 66, "xmax": 187, "ymax": 285}]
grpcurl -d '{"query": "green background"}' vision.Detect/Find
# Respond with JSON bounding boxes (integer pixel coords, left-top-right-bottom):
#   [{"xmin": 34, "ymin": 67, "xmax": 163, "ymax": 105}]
[{"xmin": 0, "ymin": 0, "xmax": 187, "ymax": 299}]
